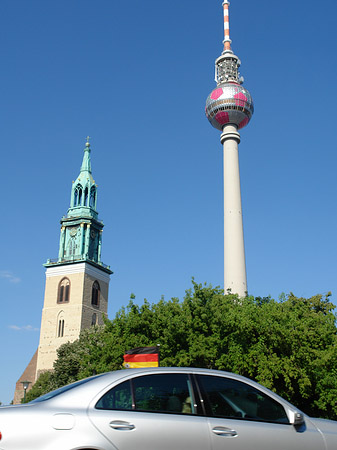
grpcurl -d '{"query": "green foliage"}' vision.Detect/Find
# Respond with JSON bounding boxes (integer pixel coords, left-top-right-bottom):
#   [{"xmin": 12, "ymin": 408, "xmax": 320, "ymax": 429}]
[
  {"xmin": 27, "ymin": 281, "xmax": 337, "ymax": 419},
  {"xmin": 24, "ymin": 371, "xmax": 54, "ymax": 403}
]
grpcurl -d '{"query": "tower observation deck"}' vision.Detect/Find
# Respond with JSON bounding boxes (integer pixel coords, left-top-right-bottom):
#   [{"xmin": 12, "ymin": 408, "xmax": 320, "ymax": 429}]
[{"xmin": 205, "ymin": 1, "xmax": 254, "ymax": 296}]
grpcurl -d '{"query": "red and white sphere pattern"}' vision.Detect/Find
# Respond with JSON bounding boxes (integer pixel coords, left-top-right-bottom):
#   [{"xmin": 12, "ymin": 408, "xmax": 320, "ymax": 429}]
[{"xmin": 205, "ymin": 82, "xmax": 254, "ymax": 131}]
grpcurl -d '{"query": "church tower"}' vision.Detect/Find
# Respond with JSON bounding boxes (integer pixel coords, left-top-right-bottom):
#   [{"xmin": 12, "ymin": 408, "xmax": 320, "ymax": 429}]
[
  {"xmin": 14, "ymin": 138, "xmax": 112, "ymax": 403},
  {"xmin": 35, "ymin": 138, "xmax": 112, "ymax": 378}
]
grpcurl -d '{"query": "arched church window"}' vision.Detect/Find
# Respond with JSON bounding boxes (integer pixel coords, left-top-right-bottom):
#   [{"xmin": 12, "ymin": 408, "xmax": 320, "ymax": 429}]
[
  {"xmin": 68, "ymin": 239, "xmax": 76, "ymax": 256},
  {"xmin": 78, "ymin": 187, "xmax": 82, "ymax": 205},
  {"xmin": 58, "ymin": 278, "xmax": 70, "ymax": 303},
  {"xmin": 58, "ymin": 319, "xmax": 65, "ymax": 337},
  {"xmin": 84, "ymin": 187, "xmax": 89, "ymax": 206},
  {"xmin": 91, "ymin": 281, "xmax": 100, "ymax": 307},
  {"xmin": 91, "ymin": 313, "xmax": 97, "ymax": 326},
  {"xmin": 90, "ymin": 187, "xmax": 96, "ymax": 208},
  {"xmin": 74, "ymin": 184, "xmax": 83, "ymax": 206},
  {"xmin": 74, "ymin": 189, "xmax": 78, "ymax": 206}
]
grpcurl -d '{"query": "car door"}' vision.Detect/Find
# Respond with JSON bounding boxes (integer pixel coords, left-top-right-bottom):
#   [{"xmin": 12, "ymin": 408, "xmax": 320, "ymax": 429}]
[
  {"xmin": 88, "ymin": 372, "xmax": 211, "ymax": 450},
  {"xmin": 196, "ymin": 374, "xmax": 325, "ymax": 450}
]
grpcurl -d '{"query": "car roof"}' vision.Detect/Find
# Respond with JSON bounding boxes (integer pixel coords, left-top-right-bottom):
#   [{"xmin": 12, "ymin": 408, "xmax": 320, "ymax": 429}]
[{"xmin": 29, "ymin": 367, "xmax": 239, "ymax": 407}]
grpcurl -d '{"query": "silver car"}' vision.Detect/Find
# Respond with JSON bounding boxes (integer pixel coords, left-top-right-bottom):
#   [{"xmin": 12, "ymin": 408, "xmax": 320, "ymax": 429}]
[{"xmin": 1, "ymin": 367, "xmax": 336, "ymax": 449}]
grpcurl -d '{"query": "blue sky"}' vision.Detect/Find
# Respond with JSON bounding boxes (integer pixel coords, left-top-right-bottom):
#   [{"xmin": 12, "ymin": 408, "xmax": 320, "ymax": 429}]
[{"xmin": 1, "ymin": 0, "xmax": 337, "ymax": 405}]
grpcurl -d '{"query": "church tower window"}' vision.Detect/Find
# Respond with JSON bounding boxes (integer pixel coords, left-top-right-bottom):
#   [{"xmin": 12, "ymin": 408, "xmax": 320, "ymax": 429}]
[
  {"xmin": 57, "ymin": 319, "xmax": 65, "ymax": 337},
  {"xmin": 90, "ymin": 187, "xmax": 96, "ymax": 208},
  {"xmin": 84, "ymin": 187, "xmax": 89, "ymax": 206},
  {"xmin": 78, "ymin": 187, "xmax": 82, "ymax": 205},
  {"xmin": 91, "ymin": 281, "xmax": 100, "ymax": 307},
  {"xmin": 74, "ymin": 184, "xmax": 83, "ymax": 206},
  {"xmin": 58, "ymin": 278, "xmax": 70, "ymax": 303},
  {"xmin": 91, "ymin": 313, "xmax": 97, "ymax": 326},
  {"xmin": 68, "ymin": 239, "xmax": 76, "ymax": 256}
]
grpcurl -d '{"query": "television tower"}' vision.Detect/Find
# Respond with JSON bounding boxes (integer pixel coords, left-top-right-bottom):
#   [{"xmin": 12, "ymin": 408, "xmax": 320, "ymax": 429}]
[{"xmin": 205, "ymin": 1, "xmax": 254, "ymax": 297}]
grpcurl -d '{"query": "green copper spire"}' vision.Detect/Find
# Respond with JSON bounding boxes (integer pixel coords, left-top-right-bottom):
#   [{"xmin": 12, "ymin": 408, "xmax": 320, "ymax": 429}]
[
  {"xmin": 68, "ymin": 137, "xmax": 97, "ymax": 219},
  {"xmin": 80, "ymin": 136, "xmax": 92, "ymax": 173},
  {"xmin": 45, "ymin": 138, "xmax": 111, "ymax": 274}
]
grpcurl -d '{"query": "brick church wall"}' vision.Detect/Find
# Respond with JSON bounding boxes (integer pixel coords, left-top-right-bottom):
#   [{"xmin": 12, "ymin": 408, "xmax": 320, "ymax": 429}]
[{"xmin": 13, "ymin": 349, "xmax": 38, "ymax": 405}]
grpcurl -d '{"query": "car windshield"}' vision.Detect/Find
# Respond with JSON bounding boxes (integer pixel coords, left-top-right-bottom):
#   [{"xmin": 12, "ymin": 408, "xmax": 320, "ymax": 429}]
[{"xmin": 30, "ymin": 374, "xmax": 105, "ymax": 403}]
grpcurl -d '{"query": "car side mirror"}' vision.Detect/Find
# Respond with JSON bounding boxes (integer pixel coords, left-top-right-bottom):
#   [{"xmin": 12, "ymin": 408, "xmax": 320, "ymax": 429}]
[{"xmin": 289, "ymin": 410, "xmax": 304, "ymax": 426}]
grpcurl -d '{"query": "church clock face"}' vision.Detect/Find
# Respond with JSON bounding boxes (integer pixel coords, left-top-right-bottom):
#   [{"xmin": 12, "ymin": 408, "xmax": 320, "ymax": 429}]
[
  {"xmin": 90, "ymin": 229, "xmax": 96, "ymax": 239},
  {"xmin": 69, "ymin": 227, "xmax": 78, "ymax": 237}
]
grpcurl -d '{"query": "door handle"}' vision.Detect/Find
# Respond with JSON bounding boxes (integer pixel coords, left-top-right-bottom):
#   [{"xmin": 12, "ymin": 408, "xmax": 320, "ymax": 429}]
[
  {"xmin": 212, "ymin": 426, "xmax": 237, "ymax": 437},
  {"xmin": 109, "ymin": 420, "xmax": 135, "ymax": 430}
]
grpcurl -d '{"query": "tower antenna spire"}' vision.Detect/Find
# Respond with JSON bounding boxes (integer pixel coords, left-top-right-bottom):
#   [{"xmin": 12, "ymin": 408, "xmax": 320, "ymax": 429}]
[{"xmin": 222, "ymin": 0, "xmax": 232, "ymax": 53}]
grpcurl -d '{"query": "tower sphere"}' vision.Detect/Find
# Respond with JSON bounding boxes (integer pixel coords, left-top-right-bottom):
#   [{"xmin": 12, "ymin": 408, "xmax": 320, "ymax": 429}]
[{"xmin": 205, "ymin": 82, "xmax": 254, "ymax": 131}]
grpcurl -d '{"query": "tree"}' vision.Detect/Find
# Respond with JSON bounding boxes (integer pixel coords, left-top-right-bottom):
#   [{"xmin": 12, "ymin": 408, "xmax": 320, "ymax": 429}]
[
  {"xmin": 27, "ymin": 282, "xmax": 337, "ymax": 419},
  {"xmin": 24, "ymin": 371, "xmax": 54, "ymax": 403}
]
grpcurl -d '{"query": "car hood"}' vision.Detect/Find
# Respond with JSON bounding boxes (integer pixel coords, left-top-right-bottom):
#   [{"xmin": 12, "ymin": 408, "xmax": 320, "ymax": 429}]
[{"xmin": 309, "ymin": 417, "xmax": 337, "ymax": 450}]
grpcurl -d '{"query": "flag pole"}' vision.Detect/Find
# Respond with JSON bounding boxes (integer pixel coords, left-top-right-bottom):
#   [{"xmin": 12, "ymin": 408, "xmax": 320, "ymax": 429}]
[{"xmin": 157, "ymin": 344, "xmax": 160, "ymax": 367}]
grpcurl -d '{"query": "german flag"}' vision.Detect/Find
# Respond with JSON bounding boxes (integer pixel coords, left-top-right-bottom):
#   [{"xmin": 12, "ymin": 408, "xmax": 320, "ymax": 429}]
[{"xmin": 123, "ymin": 346, "xmax": 159, "ymax": 368}]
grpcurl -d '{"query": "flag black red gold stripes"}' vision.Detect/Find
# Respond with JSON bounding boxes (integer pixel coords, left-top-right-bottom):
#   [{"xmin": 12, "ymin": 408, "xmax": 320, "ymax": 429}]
[{"xmin": 123, "ymin": 346, "xmax": 159, "ymax": 368}]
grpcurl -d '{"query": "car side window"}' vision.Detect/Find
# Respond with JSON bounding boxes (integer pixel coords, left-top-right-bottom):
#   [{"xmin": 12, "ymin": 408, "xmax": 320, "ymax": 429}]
[
  {"xmin": 133, "ymin": 373, "xmax": 195, "ymax": 414},
  {"xmin": 95, "ymin": 373, "xmax": 196, "ymax": 415},
  {"xmin": 96, "ymin": 380, "xmax": 132, "ymax": 410},
  {"xmin": 197, "ymin": 375, "xmax": 289, "ymax": 424}
]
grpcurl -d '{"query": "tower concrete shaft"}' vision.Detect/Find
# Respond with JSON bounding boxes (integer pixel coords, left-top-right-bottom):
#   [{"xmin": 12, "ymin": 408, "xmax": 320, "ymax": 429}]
[{"xmin": 221, "ymin": 124, "xmax": 247, "ymax": 296}]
